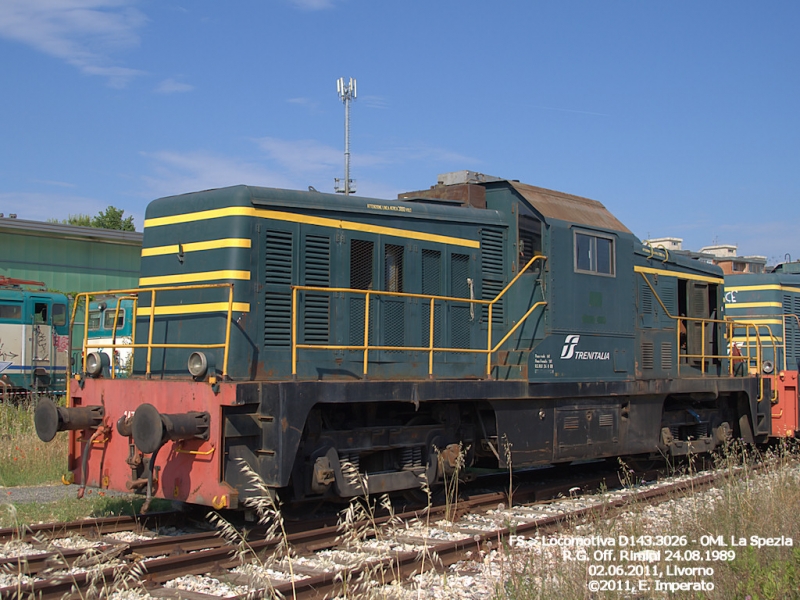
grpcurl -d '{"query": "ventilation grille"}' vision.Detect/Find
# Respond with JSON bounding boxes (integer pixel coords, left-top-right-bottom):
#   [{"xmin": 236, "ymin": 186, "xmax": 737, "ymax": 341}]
[
  {"xmin": 660, "ymin": 286, "xmax": 676, "ymax": 315},
  {"xmin": 265, "ymin": 230, "xmax": 293, "ymax": 285},
  {"xmin": 642, "ymin": 341, "xmax": 654, "ymax": 370},
  {"xmin": 421, "ymin": 249, "xmax": 442, "ymax": 347},
  {"xmin": 564, "ymin": 416, "xmax": 580, "ymax": 430},
  {"xmin": 451, "ymin": 253, "xmax": 471, "ymax": 349},
  {"xmin": 264, "ymin": 230, "xmax": 293, "ymax": 347},
  {"xmin": 785, "ymin": 294, "xmax": 800, "ymax": 366},
  {"xmin": 349, "ymin": 240, "xmax": 374, "ymax": 346},
  {"xmin": 481, "ymin": 229, "xmax": 504, "ymax": 324},
  {"xmin": 303, "ymin": 235, "xmax": 330, "ymax": 344},
  {"xmin": 599, "ymin": 414, "xmax": 614, "ymax": 427},
  {"xmin": 640, "ymin": 282, "xmax": 654, "ymax": 313},
  {"xmin": 661, "ymin": 341, "xmax": 673, "ymax": 370}
]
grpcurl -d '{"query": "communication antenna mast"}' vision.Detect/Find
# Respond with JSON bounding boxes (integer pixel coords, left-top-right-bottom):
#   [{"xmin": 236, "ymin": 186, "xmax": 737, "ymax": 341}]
[{"xmin": 335, "ymin": 77, "xmax": 356, "ymax": 195}]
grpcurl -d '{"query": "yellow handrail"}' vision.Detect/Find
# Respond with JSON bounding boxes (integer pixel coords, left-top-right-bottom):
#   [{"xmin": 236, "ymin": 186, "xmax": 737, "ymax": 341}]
[
  {"xmin": 71, "ymin": 283, "xmax": 235, "ymax": 382},
  {"xmin": 291, "ymin": 255, "xmax": 548, "ymax": 378},
  {"xmin": 638, "ymin": 272, "xmax": 778, "ymax": 401},
  {"xmin": 725, "ymin": 312, "xmax": 799, "ymax": 373}
]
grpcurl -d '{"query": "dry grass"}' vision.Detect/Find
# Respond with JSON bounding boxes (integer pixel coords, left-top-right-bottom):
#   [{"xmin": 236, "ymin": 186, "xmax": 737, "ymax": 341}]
[
  {"xmin": 496, "ymin": 441, "xmax": 800, "ymax": 600},
  {"xmin": 0, "ymin": 400, "xmax": 66, "ymax": 487}
]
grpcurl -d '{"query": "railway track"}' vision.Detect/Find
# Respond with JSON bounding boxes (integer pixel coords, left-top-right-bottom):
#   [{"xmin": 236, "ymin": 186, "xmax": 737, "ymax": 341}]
[{"xmin": 0, "ymin": 461, "xmax": 765, "ymax": 599}]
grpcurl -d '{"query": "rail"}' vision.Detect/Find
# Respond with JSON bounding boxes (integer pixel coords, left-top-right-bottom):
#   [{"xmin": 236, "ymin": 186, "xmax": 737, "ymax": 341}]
[
  {"xmin": 291, "ymin": 254, "xmax": 547, "ymax": 379},
  {"xmin": 70, "ymin": 283, "xmax": 235, "ymax": 388},
  {"xmin": 639, "ymin": 273, "xmax": 778, "ymax": 402}
]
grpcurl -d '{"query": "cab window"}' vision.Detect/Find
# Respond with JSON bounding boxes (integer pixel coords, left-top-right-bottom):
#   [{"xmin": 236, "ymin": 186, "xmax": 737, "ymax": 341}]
[
  {"xmin": 87, "ymin": 310, "xmax": 102, "ymax": 330},
  {"xmin": 53, "ymin": 304, "xmax": 67, "ymax": 327},
  {"xmin": 0, "ymin": 303, "xmax": 21, "ymax": 320},
  {"xmin": 34, "ymin": 303, "xmax": 49, "ymax": 324},
  {"xmin": 574, "ymin": 230, "xmax": 615, "ymax": 276},
  {"xmin": 103, "ymin": 309, "xmax": 125, "ymax": 330}
]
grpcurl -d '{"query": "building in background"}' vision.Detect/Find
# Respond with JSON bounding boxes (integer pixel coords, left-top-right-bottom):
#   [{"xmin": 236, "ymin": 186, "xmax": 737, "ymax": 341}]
[
  {"xmin": 644, "ymin": 237, "xmax": 767, "ymax": 274},
  {"xmin": 698, "ymin": 244, "xmax": 767, "ymax": 274},
  {"xmin": 0, "ymin": 216, "xmax": 142, "ymax": 293}
]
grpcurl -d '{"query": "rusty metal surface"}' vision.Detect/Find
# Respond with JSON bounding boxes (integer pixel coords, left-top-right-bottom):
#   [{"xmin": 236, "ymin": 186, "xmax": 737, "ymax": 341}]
[{"xmin": 509, "ymin": 182, "xmax": 632, "ymax": 233}]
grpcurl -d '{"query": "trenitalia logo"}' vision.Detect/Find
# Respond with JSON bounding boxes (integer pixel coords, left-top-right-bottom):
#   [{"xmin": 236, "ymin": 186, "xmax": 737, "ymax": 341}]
[
  {"xmin": 560, "ymin": 335, "xmax": 580, "ymax": 359},
  {"xmin": 560, "ymin": 334, "xmax": 611, "ymax": 361}
]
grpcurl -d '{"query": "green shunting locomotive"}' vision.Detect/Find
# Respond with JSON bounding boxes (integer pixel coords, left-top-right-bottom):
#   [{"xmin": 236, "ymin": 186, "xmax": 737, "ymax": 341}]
[{"xmin": 37, "ymin": 172, "xmax": 772, "ymax": 508}]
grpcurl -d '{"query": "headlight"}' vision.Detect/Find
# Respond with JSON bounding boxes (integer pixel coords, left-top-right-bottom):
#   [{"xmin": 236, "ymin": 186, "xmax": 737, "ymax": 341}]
[
  {"xmin": 86, "ymin": 351, "xmax": 106, "ymax": 377},
  {"xmin": 762, "ymin": 360, "xmax": 775, "ymax": 374},
  {"xmin": 188, "ymin": 351, "xmax": 208, "ymax": 378}
]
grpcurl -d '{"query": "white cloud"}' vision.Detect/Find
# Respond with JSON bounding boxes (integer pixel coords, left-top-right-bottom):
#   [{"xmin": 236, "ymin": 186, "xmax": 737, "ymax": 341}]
[
  {"xmin": 360, "ymin": 95, "xmax": 388, "ymax": 110},
  {"xmin": 289, "ymin": 0, "xmax": 335, "ymax": 10},
  {"xmin": 140, "ymin": 150, "xmax": 295, "ymax": 198},
  {"xmin": 155, "ymin": 78, "xmax": 194, "ymax": 94},
  {"xmin": 0, "ymin": 0, "xmax": 146, "ymax": 87},
  {"xmin": 256, "ymin": 137, "xmax": 344, "ymax": 173},
  {"xmin": 287, "ymin": 97, "xmax": 320, "ymax": 112},
  {"xmin": 136, "ymin": 137, "xmax": 481, "ymax": 204}
]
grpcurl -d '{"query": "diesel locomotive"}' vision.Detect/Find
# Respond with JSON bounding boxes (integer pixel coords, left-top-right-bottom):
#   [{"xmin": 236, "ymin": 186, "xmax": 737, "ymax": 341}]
[
  {"xmin": 35, "ymin": 172, "xmax": 778, "ymax": 509},
  {"xmin": 724, "ymin": 261, "xmax": 800, "ymax": 438}
]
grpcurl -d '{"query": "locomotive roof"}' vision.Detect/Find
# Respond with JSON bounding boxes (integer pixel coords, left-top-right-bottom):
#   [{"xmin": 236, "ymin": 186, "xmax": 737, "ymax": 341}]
[{"xmin": 505, "ymin": 182, "xmax": 633, "ymax": 234}]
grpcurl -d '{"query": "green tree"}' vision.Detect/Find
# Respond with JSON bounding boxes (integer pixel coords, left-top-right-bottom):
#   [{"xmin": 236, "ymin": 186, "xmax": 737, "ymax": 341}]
[
  {"xmin": 91, "ymin": 206, "xmax": 135, "ymax": 231},
  {"xmin": 47, "ymin": 214, "xmax": 92, "ymax": 226}
]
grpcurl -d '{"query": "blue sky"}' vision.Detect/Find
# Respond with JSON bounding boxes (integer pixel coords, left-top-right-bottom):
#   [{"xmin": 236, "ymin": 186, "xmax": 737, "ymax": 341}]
[{"xmin": 0, "ymin": 1, "xmax": 797, "ymax": 264}]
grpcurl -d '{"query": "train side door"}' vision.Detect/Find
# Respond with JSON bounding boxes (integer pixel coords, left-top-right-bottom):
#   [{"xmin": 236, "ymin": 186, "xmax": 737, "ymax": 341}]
[{"xmin": 29, "ymin": 296, "xmax": 53, "ymax": 388}]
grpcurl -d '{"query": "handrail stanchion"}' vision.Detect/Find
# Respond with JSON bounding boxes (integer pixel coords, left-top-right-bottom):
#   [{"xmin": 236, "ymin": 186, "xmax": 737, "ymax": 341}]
[
  {"xmin": 81, "ymin": 293, "xmax": 90, "ymax": 374},
  {"xmin": 428, "ymin": 297, "xmax": 435, "ymax": 378},
  {"xmin": 292, "ymin": 287, "xmax": 298, "ymax": 377},
  {"xmin": 146, "ymin": 290, "xmax": 157, "ymax": 378},
  {"xmin": 222, "ymin": 284, "xmax": 233, "ymax": 378},
  {"xmin": 486, "ymin": 303, "xmax": 494, "ymax": 378},
  {"xmin": 363, "ymin": 291, "xmax": 371, "ymax": 378}
]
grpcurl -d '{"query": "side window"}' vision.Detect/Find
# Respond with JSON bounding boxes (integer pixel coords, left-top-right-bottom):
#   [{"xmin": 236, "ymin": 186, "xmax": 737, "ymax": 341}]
[
  {"xmin": 53, "ymin": 304, "xmax": 67, "ymax": 327},
  {"xmin": 103, "ymin": 309, "xmax": 125, "ymax": 330},
  {"xmin": 88, "ymin": 310, "xmax": 102, "ymax": 330},
  {"xmin": 34, "ymin": 302, "xmax": 48, "ymax": 324},
  {"xmin": 574, "ymin": 231, "xmax": 615, "ymax": 276},
  {"xmin": 384, "ymin": 244, "xmax": 404, "ymax": 293},
  {"xmin": 0, "ymin": 304, "xmax": 22, "ymax": 320}
]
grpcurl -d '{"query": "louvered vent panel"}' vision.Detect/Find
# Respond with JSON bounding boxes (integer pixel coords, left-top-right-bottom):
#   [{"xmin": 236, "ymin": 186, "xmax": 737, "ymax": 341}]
[
  {"xmin": 303, "ymin": 235, "xmax": 331, "ymax": 344},
  {"xmin": 691, "ymin": 284, "xmax": 708, "ymax": 317},
  {"xmin": 481, "ymin": 229, "xmax": 505, "ymax": 323},
  {"xmin": 304, "ymin": 235, "xmax": 330, "ymax": 286},
  {"xmin": 481, "ymin": 229, "xmax": 504, "ymax": 277},
  {"xmin": 264, "ymin": 293, "xmax": 292, "ymax": 347},
  {"xmin": 599, "ymin": 414, "xmax": 614, "ymax": 427},
  {"xmin": 640, "ymin": 282, "xmax": 653, "ymax": 313},
  {"xmin": 265, "ymin": 231, "xmax": 293, "ymax": 285},
  {"xmin": 564, "ymin": 416, "xmax": 580, "ymax": 430},
  {"xmin": 787, "ymin": 295, "xmax": 800, "ymax": 367},
  {"xmin": 264, "ymin": 230, "xmax": 293, "ymax": 347},
  {"xmin": 660, "ymin": 286, "xmax": 676, "ymax": 315},
  {"xmin": 661, "ymin": 342, "xmax": 673, "ymax": 370},
  {"xmin": 642, "ymin": 341, "xmax": 654, "ymax": 369}
]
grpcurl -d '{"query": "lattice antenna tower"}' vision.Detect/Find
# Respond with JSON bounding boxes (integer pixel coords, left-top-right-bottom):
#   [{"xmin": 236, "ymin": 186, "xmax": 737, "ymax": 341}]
[{"xmin": 335, "ymin": 77, "xmax": 357, "ymax": 195}]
